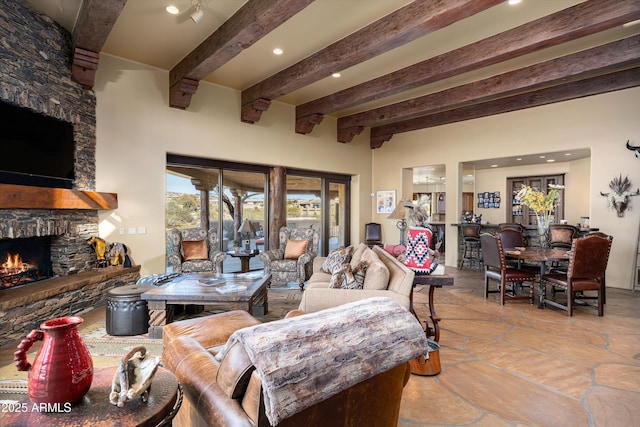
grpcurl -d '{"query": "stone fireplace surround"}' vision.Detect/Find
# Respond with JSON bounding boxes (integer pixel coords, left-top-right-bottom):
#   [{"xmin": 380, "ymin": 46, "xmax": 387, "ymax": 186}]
[{"xmin": 0, "ymin": 2, "xmax": 140, "ymax": 345}]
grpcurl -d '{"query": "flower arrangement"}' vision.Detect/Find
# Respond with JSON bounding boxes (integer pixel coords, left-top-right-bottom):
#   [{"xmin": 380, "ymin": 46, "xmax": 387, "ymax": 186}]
[
  {"xmin": 516, "ymin": 184, "xmax": 564, "ymax": 246},
  {"xmin": 516, "ymin": 184, "xmax": 564, "ymax": 219}
]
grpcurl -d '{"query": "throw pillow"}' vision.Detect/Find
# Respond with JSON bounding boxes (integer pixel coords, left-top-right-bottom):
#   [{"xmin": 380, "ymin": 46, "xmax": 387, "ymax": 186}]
[
  {"xmin": 322, "ymin": 246, "xmax": 354, "ymax": 274},
  {"xmin": 284, "ymin": 239, "xmax": 309, "ymax": 259},
  {"xmin": 363, "ymin": 258, "xmax": 390, "ymax": 290},
  {"xmin": 329, "ymin": 261, "xmax": 368, "ymax": 289},
  {"xmin": 182, "ymin": 240, "xmax": 208, "ymax": 261}
]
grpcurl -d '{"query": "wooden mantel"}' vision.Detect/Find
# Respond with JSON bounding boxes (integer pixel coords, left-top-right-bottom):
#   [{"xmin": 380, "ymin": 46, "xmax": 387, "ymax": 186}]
[{"xmin": 0, "ymin": 183, "xmax": 117, "ymax": 210}]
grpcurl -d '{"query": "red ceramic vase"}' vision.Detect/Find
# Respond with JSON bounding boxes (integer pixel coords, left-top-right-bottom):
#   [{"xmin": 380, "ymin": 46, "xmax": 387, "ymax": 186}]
[{"xmin": 14, "ymin": 316, "xmax": 93, "ymax": 405}]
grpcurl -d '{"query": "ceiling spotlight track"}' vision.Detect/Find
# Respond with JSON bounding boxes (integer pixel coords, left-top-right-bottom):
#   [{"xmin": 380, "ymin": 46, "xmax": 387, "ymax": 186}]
[{"xmin": 191, "ymin": 1, "xmax": 204, "ymax": 24}]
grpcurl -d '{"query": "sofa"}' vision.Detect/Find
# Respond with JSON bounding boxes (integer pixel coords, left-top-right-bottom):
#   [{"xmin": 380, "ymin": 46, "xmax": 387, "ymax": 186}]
[
  {"xmin": 298, "ymin": 243, "xmax": 415, "ymax": 312},
  {"xmin": 162, "ymin": 297, "xmax": 427, "ymax": 427}
]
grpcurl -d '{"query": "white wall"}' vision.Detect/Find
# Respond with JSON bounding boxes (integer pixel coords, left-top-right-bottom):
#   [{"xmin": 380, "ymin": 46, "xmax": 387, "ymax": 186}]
[
  {"xmin": 93, "ymin": 54, "xmax": 373, "ymax": 276},
  {"xmin": 368, "ymin": 87, "xmax": 640, "ymax": 289}
]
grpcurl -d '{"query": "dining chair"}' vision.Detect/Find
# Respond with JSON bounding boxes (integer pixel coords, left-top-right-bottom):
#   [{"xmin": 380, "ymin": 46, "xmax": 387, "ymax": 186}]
[
  {"xmin": 547, "ymin": 223, "xmax": 579, "ymax": 275},
  {"xmin": 364, "ymin": 222, "xmax": 383, "ymax": 248},
  {"xmin": 480, "ymin": 233, "xmax": 537, "ymax": 305},
  {"xmin": 497, "ymin": 228, "xmax": 538, "ymax": 273},
  {"xmin": 540, "ymin": 233, "xmax": 613, "ymax": 316},
  {"xmin": 548, "ymin": 224, "xmax": 578, "ymax": 250},
  {"xmin": 498, "ymin": 223, "xmax": 524, "ymax": 233}
]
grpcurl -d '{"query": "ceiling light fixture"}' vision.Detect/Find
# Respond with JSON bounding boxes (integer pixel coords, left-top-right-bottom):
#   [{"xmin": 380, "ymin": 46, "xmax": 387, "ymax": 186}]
[
  {"xmin": 165, "ymin": 5, "xmax": 179, "ymax": 15},
  {"xmin": 508, "ymin": 0, "xmax": 522, "ymax": 5},
  {"xmin": 191, "ymin": 2, "xmax": 204, "ymax": 23},
  {"xmin": 272, "ymin": 48, "xmax": 283, "ymax": 55},
  {"xmin": 332, "ymin": 72, "xmax": 341, "ymax": 78}
]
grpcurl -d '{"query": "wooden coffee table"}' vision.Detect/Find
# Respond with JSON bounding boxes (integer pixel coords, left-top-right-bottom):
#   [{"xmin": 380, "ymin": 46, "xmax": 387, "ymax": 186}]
[{"xmin": 141, "ymin": 273, "xmax": 270, "ymax": 339}]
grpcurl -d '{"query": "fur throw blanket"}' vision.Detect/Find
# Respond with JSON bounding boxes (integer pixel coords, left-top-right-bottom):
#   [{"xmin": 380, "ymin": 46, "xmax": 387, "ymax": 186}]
[{"xmin": 217, "ymin": 297, "xmax": 429, "ymax": 425}]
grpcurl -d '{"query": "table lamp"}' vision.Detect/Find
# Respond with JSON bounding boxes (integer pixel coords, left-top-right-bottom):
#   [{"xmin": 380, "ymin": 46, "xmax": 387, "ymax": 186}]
[
  {"xmin": 387, "ymin": 202, "xmax": 407, "ymax": 245},
  {"xmin": 238, "ymin": 220, "xmax": 256, "ymax": 251}
]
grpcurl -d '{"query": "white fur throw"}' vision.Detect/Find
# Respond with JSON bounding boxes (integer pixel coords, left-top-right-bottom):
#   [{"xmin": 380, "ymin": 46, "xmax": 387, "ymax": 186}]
[{"xmin": 217, "ymin": 297, "xmax": 429, "ymax": 425}]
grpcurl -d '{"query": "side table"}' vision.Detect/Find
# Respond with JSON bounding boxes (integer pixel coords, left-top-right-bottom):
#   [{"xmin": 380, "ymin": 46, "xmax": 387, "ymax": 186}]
[
  {"xmin": 3, "ymin": 366, "xmax": 182, "ymax": 427},
  {"xmin": 411, "ymin": 274, "xmax": 454, "ymax": 342},
  {"xmin": 227, "ymin": 250, "xmax": 258, "ymax": 273}
]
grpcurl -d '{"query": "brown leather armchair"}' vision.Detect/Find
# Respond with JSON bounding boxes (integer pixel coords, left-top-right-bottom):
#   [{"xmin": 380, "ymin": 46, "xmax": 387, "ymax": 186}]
[{"xmin": 163, "ymin": 308, "xmax": 415, "ymax": 427}]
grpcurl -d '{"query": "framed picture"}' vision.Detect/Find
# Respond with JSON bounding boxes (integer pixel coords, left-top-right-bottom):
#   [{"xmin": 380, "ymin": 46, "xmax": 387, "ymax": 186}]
[{"xmin": 376, "ymin": 190, "xmax": 396, "ymax": 214}]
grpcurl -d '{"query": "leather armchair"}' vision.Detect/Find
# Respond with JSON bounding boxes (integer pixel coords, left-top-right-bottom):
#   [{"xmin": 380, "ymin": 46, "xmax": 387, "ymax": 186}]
[
  {"xmin": 167, "ymin": 228, "xmax": 226, "ymax": 273},
  {"xmin": 258, "ymin": 226, "xmax": 319, "ymax": 289}
]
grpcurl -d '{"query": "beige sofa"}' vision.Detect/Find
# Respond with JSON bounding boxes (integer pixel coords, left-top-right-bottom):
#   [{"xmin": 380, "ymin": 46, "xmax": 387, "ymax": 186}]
[{"xmin": 298, "ymin": 243, "xmax": 415, "ymax": 312}]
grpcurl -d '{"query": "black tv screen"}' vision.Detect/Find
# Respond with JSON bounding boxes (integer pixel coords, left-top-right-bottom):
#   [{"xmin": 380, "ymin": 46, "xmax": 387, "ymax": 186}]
[{"xmin": 0, "ymin": 102, "xmax": 75, "ymax": 189}]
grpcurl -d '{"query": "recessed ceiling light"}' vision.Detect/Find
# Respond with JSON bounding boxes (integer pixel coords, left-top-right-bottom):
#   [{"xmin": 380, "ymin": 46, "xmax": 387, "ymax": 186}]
[
  {"xmin": 564, "ymin": 152, "xmax": 572, "ymax": 156},
  {"xmin": 508, "ymin": 0, "xmax": 522, "ymax": 5},
  {"xmin": 272, "ymin": 48, "xmax": 283, "ymax": 55},
  {"xmin": 516, "ymin": 158, "xmax": 522, "ymax": 161},
  {"xmin": 546, "ymin": 159, "xmax": 555, "ymax": 163},
  {"xmin": 332, "ymin": 72, "xmax": 341, "ymax": 78},
  {"xmin": 491, "ymin": 164, "xmax": 498, "ymax": 168},
  {"xmin": 539, "ymin": 155, "xmax": 546, "ymax": 159},
  {"xmin": 165, "ymin": 5, "xmax": 179, "ymax": 15}
]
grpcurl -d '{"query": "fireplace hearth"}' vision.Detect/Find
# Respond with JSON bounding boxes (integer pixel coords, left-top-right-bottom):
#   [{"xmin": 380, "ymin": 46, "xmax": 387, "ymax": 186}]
[{"xmin": 0, "ymin": 236, "xmax": 53, "ymax": 290}]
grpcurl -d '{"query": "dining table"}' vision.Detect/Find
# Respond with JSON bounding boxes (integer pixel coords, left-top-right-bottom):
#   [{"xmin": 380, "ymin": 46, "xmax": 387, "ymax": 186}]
[{"xmin": 504, "ymin": 247, "xmax": 570, "ymax": 308}]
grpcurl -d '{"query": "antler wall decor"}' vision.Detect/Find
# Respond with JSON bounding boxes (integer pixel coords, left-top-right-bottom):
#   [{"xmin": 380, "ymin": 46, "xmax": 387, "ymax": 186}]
[
  {"xmin": 600, "ymin": 174, "xmax": 639, "ymax": 217},
  {"xmin": 627, "ymin": 140, "xmax": 640, "ymax": 159}
]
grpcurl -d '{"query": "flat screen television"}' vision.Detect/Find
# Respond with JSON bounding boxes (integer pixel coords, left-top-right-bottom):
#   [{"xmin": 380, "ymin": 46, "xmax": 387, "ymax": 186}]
[{"xmin": 0, "ymin": 101, "xmax": 75, "ymax": 189}]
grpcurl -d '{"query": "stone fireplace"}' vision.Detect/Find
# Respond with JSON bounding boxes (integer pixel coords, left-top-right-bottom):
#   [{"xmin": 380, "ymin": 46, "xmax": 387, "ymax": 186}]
[{"xmin": 0, "ymin": 2, "xmax": 140, "ymax": 344}]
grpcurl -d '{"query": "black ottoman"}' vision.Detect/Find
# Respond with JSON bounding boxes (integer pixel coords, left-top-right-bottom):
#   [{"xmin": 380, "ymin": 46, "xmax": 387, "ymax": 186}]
[{"xmin": 106, "ymin": 284, "xmax": 154, "ymax": 336}]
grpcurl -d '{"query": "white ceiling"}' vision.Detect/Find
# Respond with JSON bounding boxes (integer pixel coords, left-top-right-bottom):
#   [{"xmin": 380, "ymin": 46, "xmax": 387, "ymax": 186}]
[{"xmin": 24, "ymin": 0, "xmax": 635, "ymax": 184}]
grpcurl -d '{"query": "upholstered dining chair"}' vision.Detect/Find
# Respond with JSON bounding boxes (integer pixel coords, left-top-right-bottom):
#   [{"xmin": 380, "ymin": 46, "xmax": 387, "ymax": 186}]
[
  {"xmin": 498, "ymin": 223, "xmax": 524, "ymax": 233},
  {"xmin": 167, "ymin": 228, "xmax": 226, "ymax": 273},
  {"xmin": 540, "ymin": 233, "xmax": 613, "ymax": 316},
  {"xmin": 497, "ymin": 228, "xmax": 536, "ymax": 271},
  {"xmin": 258, "ymin": 226, "xmax": 319, "ymax": 289},
  {"xmin": 480, "ymin": 233, "xmax": 537, "ymax": 305},
  {"xmin": 547, "ymin": 224, "xmax": 579, "ymax": 274},
  {"xmin": 548, "ymin": 224, "xmax": 579, "ymax": 250},
  {"xmin": 364, "ymin": 222, "xmax": 383, "ymax": 248}
]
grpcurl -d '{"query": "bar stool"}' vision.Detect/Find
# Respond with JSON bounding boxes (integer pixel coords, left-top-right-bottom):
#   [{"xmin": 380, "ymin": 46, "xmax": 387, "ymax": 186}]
[{"xmin": 459, "ymin": 223, "xmax": 482, "ymax": 270}]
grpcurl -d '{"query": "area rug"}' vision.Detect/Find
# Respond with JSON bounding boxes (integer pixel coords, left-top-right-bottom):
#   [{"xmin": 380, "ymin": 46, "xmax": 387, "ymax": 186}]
[{"xmin": 0, "ymin": 287, "xmax": 302, "ymax": 396}]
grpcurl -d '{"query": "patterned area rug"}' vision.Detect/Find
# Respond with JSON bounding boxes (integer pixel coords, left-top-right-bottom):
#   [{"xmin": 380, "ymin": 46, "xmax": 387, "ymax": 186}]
[{"xmin": 0, "ymin": 287, "xmax": 302, "ymax": 397}]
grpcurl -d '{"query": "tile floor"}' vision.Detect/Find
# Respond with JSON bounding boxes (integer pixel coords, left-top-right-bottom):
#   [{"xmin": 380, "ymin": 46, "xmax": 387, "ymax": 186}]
[
  {"xmin": 1, "ymin": 268, "xmax": 638, "ymax": 426},
  {"xmin": 403, "ymin": 268, "xmax": 640, "ymax": 427}
]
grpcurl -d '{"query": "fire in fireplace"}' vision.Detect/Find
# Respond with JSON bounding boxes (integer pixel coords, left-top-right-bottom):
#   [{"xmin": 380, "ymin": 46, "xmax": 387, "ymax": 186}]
[{"xmin": 0, "ymin": 236, "xmax": 53, "ymax": 290}]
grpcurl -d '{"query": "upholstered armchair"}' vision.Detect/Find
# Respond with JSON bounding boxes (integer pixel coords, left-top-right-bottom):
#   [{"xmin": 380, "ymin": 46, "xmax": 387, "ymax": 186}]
[
  {"xmin": 167, "ymin": 228, "xmax": 226, "ymax": 274},
  {"xmin": 258, "ymin": 226, "xmax": 319, "ymax": 289}
]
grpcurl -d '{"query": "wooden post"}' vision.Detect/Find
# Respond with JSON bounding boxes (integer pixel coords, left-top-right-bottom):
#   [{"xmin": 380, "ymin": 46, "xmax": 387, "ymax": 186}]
[{"xmin": 269, "ymin": 167, "xmax": 287, "ymax": 250}]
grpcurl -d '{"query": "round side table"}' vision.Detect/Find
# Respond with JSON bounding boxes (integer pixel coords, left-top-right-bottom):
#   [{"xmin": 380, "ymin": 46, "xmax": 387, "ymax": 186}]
[{"xmin": 3, "ymin": 366, "xmax": 181, "ymax": 427}]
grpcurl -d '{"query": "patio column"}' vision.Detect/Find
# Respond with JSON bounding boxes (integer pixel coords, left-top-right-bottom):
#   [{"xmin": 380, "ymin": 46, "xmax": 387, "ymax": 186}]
[
  {"xmin": 269, "ymin": 166, "xmax": 287, "ymax": 250},
  {"xmin": 191, "ymin": 178, "xmax": 214, "ymax": 231}
]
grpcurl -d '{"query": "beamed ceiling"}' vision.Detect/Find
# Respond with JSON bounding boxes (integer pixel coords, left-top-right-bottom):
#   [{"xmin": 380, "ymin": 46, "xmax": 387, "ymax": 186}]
[{"xmin": 26, "ymin": 0, "xmax": 640, "ymax": 150}]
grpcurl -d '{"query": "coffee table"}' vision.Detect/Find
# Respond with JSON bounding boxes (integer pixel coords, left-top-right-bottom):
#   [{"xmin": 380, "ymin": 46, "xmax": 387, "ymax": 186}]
[{"xmin": 141, "ymin": 273, "xmax": 270, "ymax": 339}]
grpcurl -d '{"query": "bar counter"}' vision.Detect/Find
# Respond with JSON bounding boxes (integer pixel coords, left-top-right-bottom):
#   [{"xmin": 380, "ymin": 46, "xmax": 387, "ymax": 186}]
[{"xmin": 450, "ymin": 223, "xmax": 599, "ymax": 263}]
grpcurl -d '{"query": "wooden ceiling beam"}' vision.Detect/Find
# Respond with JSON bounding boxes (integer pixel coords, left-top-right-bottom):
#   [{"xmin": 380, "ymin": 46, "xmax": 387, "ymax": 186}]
[
  {"xmin": 338, "ymin": 35, "xmax": 640, "ymax": 142},
  {"xmin": 169, "ymin": 0, "xmax": 314, "ymax": 110},
  {"xmin": 242, "ymin": 0, "xmax": 504, "ymax": 124},
  {"xmin": 71, "ymin": 0, "xmax": 127, "ymax": 88},
  {"xmin": 297, "ymin": 0, "xmax": 640, "ymax": 134},
  {"xmin": 369, "ymin": 67, "xmax": 640, "ymax": 148}
]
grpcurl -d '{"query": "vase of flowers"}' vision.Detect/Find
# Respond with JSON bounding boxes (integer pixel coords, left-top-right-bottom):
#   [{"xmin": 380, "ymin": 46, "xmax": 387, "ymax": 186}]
[{"xmin": 516, "ymin": 184, "xmax": 564, "ymax": 249}]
